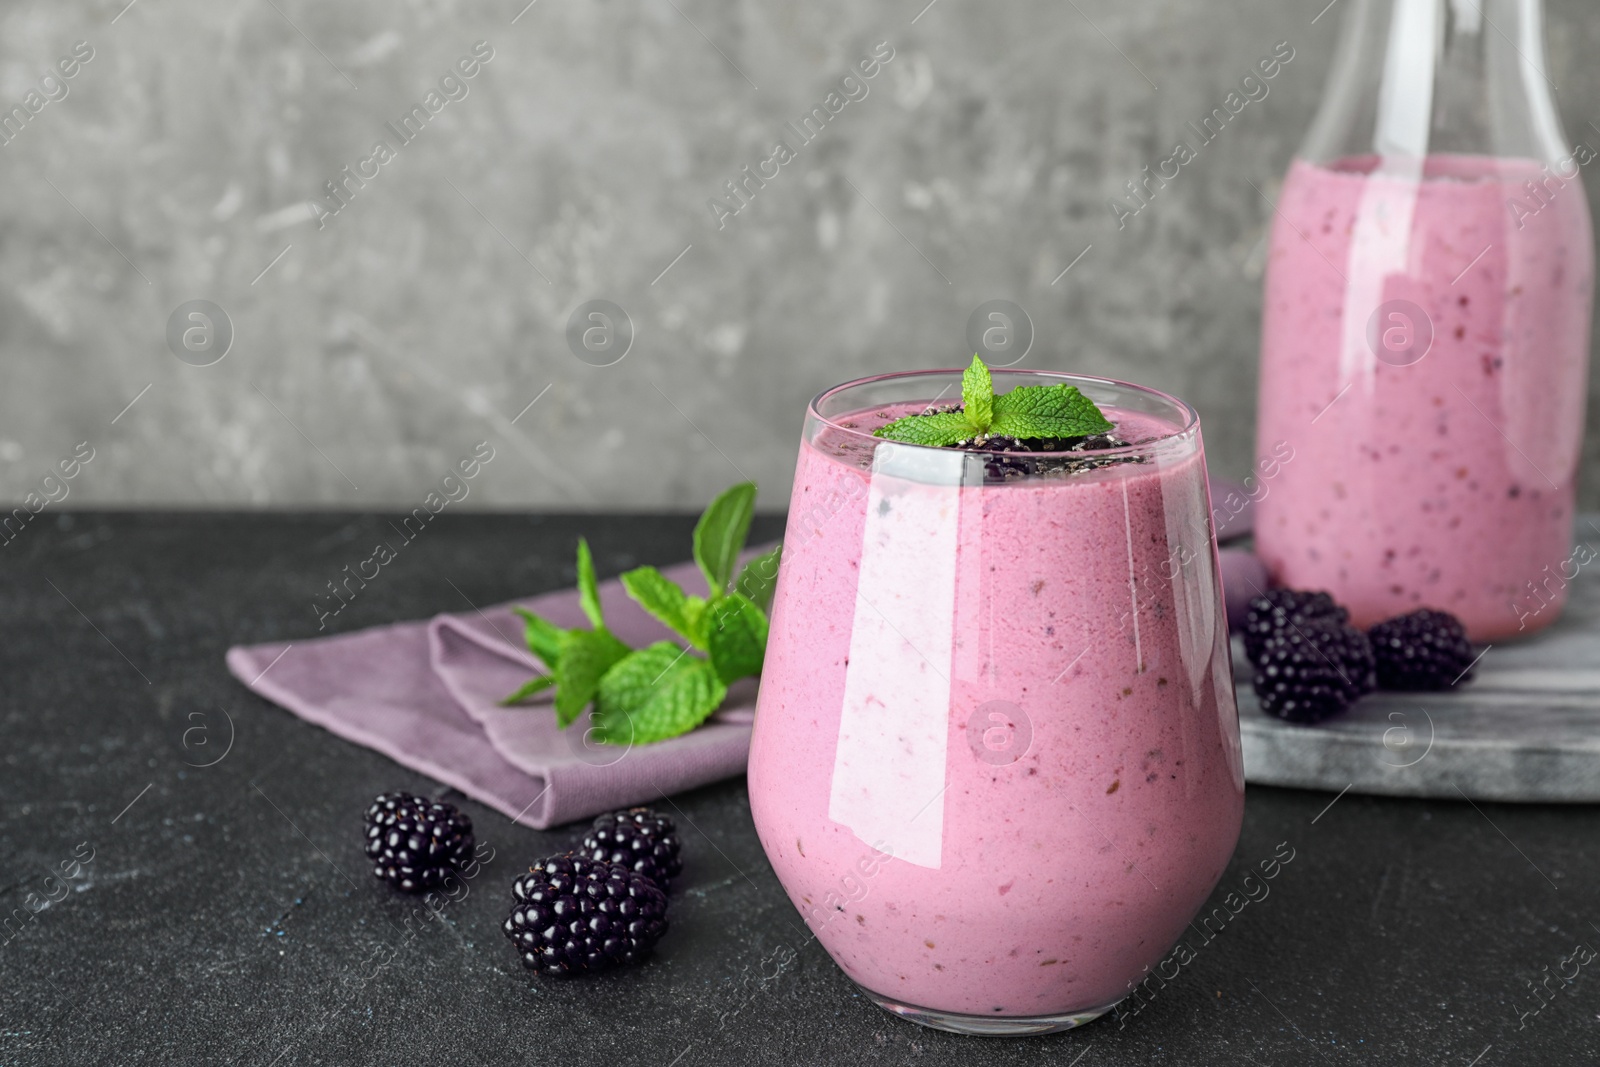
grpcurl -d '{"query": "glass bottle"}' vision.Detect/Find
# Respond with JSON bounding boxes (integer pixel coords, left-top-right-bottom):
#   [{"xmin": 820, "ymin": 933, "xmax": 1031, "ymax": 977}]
[{"xmin": 1254, "ymin": 0, "xmax": 1594, "ymax": 639}]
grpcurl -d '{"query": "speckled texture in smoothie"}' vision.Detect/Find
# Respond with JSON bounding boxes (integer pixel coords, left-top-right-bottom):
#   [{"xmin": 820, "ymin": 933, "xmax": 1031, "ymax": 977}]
[
  {"xmin": 748, "ymin": 404, "xmax": 1245, "ymax": 1018},
  {"xmin": 1255, "ymin": 155, "xmax": 1593, "ymax": 638}
]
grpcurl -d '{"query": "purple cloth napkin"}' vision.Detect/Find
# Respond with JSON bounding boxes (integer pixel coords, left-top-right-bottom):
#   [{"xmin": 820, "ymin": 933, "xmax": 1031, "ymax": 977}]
[{"xmin": 226, "ymin": 558, "xmax": 755, "ymax": 829}]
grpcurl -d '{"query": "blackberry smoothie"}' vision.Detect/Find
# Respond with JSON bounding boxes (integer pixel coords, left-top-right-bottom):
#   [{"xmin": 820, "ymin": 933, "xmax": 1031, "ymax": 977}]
[
  {"xmin": 1256, "ymin": 155, "xmax": 1593, "ymax": 638},
  {"xmin": 748, "ymin": 371, "xmax": 1244, "ymax": 1033}
]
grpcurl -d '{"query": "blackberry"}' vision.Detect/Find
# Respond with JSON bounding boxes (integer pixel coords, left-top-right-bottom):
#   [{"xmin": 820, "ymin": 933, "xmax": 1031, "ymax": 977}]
[
  {"xmin": 502, "ymin": 853, "xmax": 669, "ymax": 976},
  {"xmin": 972, "ymin": 433, "xmax": 1136, "ymax": 481},
  {"xmin": 364, "ymin": 791, "xmax": 475, "ymax": 893},
  {"xmin": 1243, "ymin": 589, "xmax": 1350, "ymax": 664},
  {"xmin": 1253, "ymin": 621, "xmax": 1376, "ymax": 724},
  {"xmin": 581, "ymin": 807, "xmax": 683, "ymax": 891},
  {"xmin": 1368, "ymin": 609, "xmax": 1476, "ymax": 690}
]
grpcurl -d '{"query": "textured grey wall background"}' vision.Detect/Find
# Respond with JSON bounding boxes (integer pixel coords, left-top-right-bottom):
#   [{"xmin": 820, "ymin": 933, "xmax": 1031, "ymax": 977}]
[{"xmin": 1, "ymin": 0, "xmax": 1597, "ymax": 510}]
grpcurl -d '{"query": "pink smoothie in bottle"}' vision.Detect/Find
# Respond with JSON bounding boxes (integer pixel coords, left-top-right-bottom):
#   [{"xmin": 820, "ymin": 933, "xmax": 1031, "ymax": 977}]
[
  {"xmin": 748, "ymin": 373, "xmax": 1244, "ymax": 1029},
  {"xmin": 1255, "ymin": 155, "xmax": 1593, "ymax": 638}
]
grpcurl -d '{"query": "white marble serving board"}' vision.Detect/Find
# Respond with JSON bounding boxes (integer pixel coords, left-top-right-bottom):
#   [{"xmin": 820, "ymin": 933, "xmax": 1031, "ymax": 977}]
[{"xmin": 1236, "ymin": 547, "xmax": 1600, "ymax": 803}]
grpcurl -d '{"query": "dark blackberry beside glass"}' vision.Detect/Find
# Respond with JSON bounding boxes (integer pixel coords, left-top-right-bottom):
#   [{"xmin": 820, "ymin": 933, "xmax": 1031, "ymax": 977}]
[
  {"xmin": 581, "ymin": 807, "xmax": 683, "ymax": 892},
  {"xmin": 364, "ymin": 791, "xmax": 475, "ymax": 893},
  {"xmin": 502, "ymin": 853, "xmax": 669, "ymax": 976},
  {"xmin": 1368, "ymin": 609, "xmax": 1476, "ymax": 690},
  {"xmin": 1243, "ymin": 589, "xmax": 1350, "ymax": 665},
  {"xmin": 1252, "ymin": 621, "xmax": 1376, "ymax": 725}
]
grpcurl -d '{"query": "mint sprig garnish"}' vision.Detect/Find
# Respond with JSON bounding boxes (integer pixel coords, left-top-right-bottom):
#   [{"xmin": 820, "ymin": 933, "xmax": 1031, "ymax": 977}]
[
  {"xmin": 989, "ymin": 380, "xmax": 1114, "ymax": 439},
  {"xmin": 963, "ymin": 354, "xmax": 994, "ymax": 430},
  {"xmin": 873, "ymin": 411, "xmax": 976, "ymax": 447},
  {"xmin": 874, "ymin": 354, "xmax": 1114, "ymax": 446},
  {"xmin": 501, "ymin": 482, "xmax": 778, "ymax": 747}
]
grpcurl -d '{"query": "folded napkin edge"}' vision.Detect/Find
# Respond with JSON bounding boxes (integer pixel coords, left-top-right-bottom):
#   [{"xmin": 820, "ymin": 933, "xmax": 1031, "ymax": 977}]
[{"xmin": 224, "ymin": 644, "xmax": 556, "ymax": 828}]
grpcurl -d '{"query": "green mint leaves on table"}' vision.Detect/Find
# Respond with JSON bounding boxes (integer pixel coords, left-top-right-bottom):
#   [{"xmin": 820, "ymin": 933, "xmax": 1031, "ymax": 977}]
[
  {"xmin": 501, "ymin": 482, "xmax": 778, "ymax": 747},
  {"xmin": 873, "ymin": 354, "xmax": 1114, "ymax": 447},
  {"xmin": 504, "ymin": 539, "xmax": 631, "ymax": 725}
]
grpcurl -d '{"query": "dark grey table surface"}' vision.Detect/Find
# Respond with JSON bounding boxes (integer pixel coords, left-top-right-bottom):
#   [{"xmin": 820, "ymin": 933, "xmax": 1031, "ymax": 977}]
[{"xmin": 2, "ymin": 512, "xmax": 1597, "ymax": 1067}]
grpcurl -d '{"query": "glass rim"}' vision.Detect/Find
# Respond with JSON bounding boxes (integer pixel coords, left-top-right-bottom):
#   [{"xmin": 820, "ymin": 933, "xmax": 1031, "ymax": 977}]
[{"xmin": 807, "ymin": 368, "xmax": 1201, "ymax": 460}]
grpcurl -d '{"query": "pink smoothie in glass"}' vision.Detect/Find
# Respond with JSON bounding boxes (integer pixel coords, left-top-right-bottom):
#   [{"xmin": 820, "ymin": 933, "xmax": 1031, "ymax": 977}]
[
  {"xmin": 748, "ymin": 395, "xmax": 1244, "ymax": 1020},
  {"xmin": 1256, "ymin": 154, "xmax": 1593, "ymax": 638}
]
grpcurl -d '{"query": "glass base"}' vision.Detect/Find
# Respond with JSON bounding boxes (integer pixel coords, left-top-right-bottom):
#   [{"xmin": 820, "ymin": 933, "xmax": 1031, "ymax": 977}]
[{"xmin": 863, "ymin": 988, "xmax": 1122, "ymax": 1036}]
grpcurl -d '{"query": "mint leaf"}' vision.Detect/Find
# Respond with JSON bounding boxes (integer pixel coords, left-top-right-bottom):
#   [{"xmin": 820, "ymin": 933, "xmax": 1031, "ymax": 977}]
[
  {"xmin": 989, "ymin": 383, "xmax": 1114, "ymax": 440},
  {"xmin": 682, "ymin": 596, "xmax": 711, "ymax": 648},
  {"xmin": 592, "ymin": 642, "xmax": 727, "ymax": 745},
  {"xmin": 499, "ymin": 673, "xmax": 555, "ymax": 705},
  {"xmin": 872, "ymin": 362, "xmax": 1116, "ymax": 447},
  {"xmin": 961, "ymin": 354, "xmax": 993, "ymax": 432},
  {"xmin": 511, "ymin": 607, "xmax": 565, "ymax": 671},
  {"xmin": 621, "ymin": 565, "xmax": 707, "ymax": 649},
  {"xmin": 505, "ymin": 481, "xmax": 771, "ymax": 739},
  {"xmin": 704, "ymin": 593, "xmax": 769, "ymax": 684},
  {"xmin": 872, "ymin": 411, "xmax": 976, "ymax": 446},
  {"xmin": 575, "ymin": 538, "xmax": 605, "ymax": 629},
  {"xmin": 553, "ymin": 628, "xmax": 631, "ymax": 728},
  {"xmin": 693, "ymin": 481, "xmax": 757, "ymax": 596},
  {"xmin": 733, "ymin": 545, "xmax": 782, "ymax": 613},
  {"xmin": 504, "ymin": 608, "xmax": 564, "ymax": 705}
]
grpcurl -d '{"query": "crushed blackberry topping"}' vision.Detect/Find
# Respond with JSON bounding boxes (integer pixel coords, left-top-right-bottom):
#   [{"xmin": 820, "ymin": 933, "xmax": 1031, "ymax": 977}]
[
  {"xmin": 866, "ymin": 395, "xmax": 1143, "ymax": 480},
  {"xmin": 969, "ymin": 431, "xmax": 1139, "ymax": 481}
]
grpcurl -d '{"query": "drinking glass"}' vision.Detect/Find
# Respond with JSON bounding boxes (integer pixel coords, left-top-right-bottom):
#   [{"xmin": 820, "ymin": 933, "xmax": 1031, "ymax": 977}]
[{"xmin": 748, "ymin": 369, "xmax": 1245, "ymax": 1035}]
